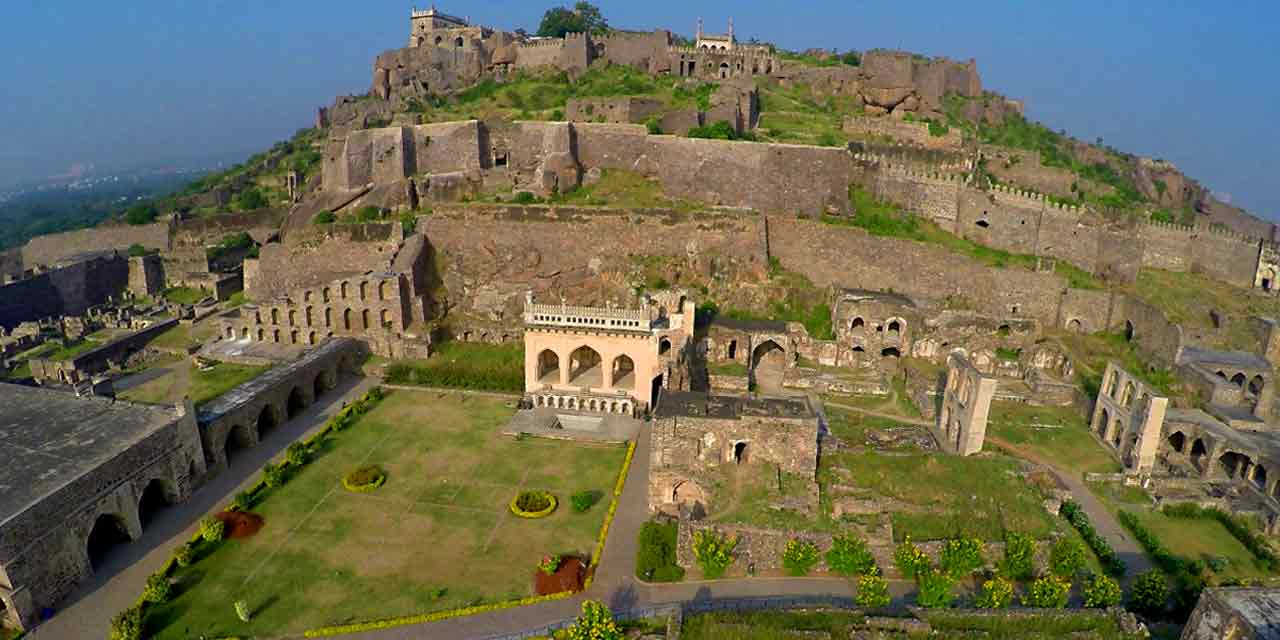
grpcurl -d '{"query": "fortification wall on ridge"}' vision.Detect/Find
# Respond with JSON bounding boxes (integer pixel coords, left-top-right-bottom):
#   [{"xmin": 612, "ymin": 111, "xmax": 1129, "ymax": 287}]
[
  {"xmin": 21, "ymin": 221, "xmax": 171, "ymax": 267},
  {"xmin": 244, "ymin": 222, "xmax": 403, "ymax": 301}
]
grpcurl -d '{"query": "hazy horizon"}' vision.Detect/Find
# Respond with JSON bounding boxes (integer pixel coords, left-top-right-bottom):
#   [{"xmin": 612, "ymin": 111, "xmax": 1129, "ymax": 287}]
[{"xmin": 2, "ymin": 1, "xmax": 1276, "ymax": 217}]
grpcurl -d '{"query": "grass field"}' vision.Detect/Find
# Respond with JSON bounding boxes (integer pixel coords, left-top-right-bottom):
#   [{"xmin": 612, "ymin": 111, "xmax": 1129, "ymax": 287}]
[
  {"xmin": 1128, "ymin": 269, "xmax": 1280, "ymax": 352},
  {"xmin": 162, "ymin": 286, "xmax": 210, "ymax": 305},
  {"xmin": 384, "ymin": 341, "xmax": 524, "ymax": 392},
  {"xmin": 145, "ymin": 390, "xmax": 625, "ymax": 638},
  {"xmin": 120, "ymin": 361, "xmax": 270, "ymax": 407},
  {"xmin": 681, "ymin": 608, "xmax": 1145, "ymax": 640},
  {"xmin": 149, "ymin": 321, "xmax": 218, "ymax": 352},
  {"xmin": 1125, "ymin": 508, "xmax": 1273, "ymax": 582},
  {"xmin": 986, "ymin": 401, "xmax": 1121, "ymax": 476}
]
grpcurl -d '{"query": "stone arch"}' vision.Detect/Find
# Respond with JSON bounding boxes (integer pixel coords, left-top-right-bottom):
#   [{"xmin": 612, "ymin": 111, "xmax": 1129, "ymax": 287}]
[
  {"xmin": 850, "ymin": 317, "xmax": 865, "ymax": 332},
  {"xmin": 1124, "ymin": 320, "xmax": 1135, "ymax": 342},
  {"xmin": 1190, "ymin": 438, "xmax": 1208, "ymax": 465},
  {"xmin": 257, "ymin": 404, "xmax": 279, "ymax": 437},
  {"xmin": 1121, "ymin": 381, "xmax": 1136, "ymax": 407},
  {"xmin": 537, "ymin": 349, "xmax": 560, "ymax": 384},
  {"xmin": 380, "ymin": 309, "xmax": 391, "ymax": 327},
  {"xmin": 1066, "ymin": 318, "xmax": 1083, "ymax": 333},
  {"xmin": 718, "ymin": 62, "xmax": 729, "ymax": 79},
  {"xmin": 1254, "ymin": 464, "xmax": 1268, "ymax": 490},
  {"xmin": 1218, "ymin": 451, "xmax": 1251, "ymax": 479},
  {"xmin": 886, "ymin": 318, "xmax": 903, "ymax": 340},
  {"xmin": 455, "ymin": 36, "xmax": 464, "ymax": 48},
  {"xmin": 257, "ymin": 328, "xmax": 265, "ymax": 341},
  {"xmin": 362, "ymin": 309, "xmax": 371, "ymax": 330},
  {"xmin": 271, "ymin": 308, "xmax": 280, "ymax": 325},
  {"xmin": 288, "ymin": 309, "xmax": 297, "ymax": 326},
  {"xmin": 733, "ymin": 441, "xmax": 749, "ymax": 463},
  {"xmin": 881, "ymin": 347, "xmax": 902, "ymax": 358},
  {"xmin": 1110, "ymin": 418, "xmax": 1124, "ymax": 447},
  {"xmin": 1263, "ymin": 267, "xmax": 1277, "ymax": 291},
  {"xmin": 137, "ymin": 478, "xmax": 174, "ymax": 529},
  {"xmin": 287, "ymin": 386, "xmax": 307, "ymax": 419},
  {"xmin": 341, "ymin": 281, "xmax": 349, "ymax": 299},
  {"xmin": 308, "ymin": 331, "xmax": 317, "ymax": 345},
  {"xmin": 379, "ymin": 280, "xmax": 390, "ymax": 300},
  {"xmin": 568, "ymin": 346, "xmax": 603, "ymax": 386},
  {"xmin": 1167, "ymin": 431, "xmax": 1186, "ymax": 453},
  {"xmin": 751, "ymin": 339, "xmax": 786, "ymax": 390},
  {"xmin": 659, "ymin": 337, "xmax": 672, "ymax": 355},
  {"xmin": 435, "ymin": 35, "xmax": 443, "ymax": 45},
  {"xmin": 240, "ymin": 327, "xmax": 249, "ymax": 340},
  {"xmin": 1249, "ymin": 375, "xmax": 1265, "ymax": 398},
  {"xmin": 359, "ymin": 281, "xmax": 368, "ymax": 301},
  {"xmin": 226, "ymin": 326, "xmax": 234, "ymax": 339},
  {"xmin": 290, "ymin": 329, "xmax": 299, "ymax": 345},
  {"xmin": 1232, "ymin": 373, "xmax": 1247, "ymax": 388},
  {"xmin": 272, "ymin": 328, "xmax": 281, "ymax": 343},
  {"xmin": 324, "ymin": 307, "xmax": 333, "ymax": 327},
  {"xmin": 305, "ymin": 306, "xmax": 314, "ymax": 326},
  {"xmin": 86, "ymin": 513, "xmax": 132, "ymax": 571},
  {"xmin": 344, "ymin": 308, "xmax": 353, "ymax": 330},
  {"xmin": 1096, "ymin": 407, "xmax": 1110, "ymax": 435},
  {"xmin": 727, "ymin": 339, "xmax": 738, "ymax": 360},
  {"xmin": 313, "ymin": 370, "xmax": 332, "ymax": 399},
  {"xmin": 612, "ymin": 354, "xmax": 635, "ymax": 390},
  {"xmin": 255, "ymin": 309, "xmax": 262, "ymax": 324},
  {"xmin": 323, "ymin": 286, "xmax": 331, "ymax": 302},
  {"xmin": 1104, "ymin": 370, "xmax": 1118, "ymax": 398}
]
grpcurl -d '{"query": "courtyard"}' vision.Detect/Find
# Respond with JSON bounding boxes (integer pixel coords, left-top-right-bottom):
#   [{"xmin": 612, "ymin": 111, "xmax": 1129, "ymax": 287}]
[
  {"xmin": 117, "ymin": 359, "xmax": 271, "ymax": 407},
  {"xmin": 143, "ymin": 389, "xmax": 627, "ymax": 638}
]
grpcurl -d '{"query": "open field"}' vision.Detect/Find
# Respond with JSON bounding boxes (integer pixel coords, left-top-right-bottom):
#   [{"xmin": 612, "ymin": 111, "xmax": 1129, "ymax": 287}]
[
  {"xmin": 986, "ymin": 401, "xmax": 1121, "ymax": 476},
  {"xmin": 681, "ymin": 608, "xmax": 1145, "ymax": 640},
  {"xmin": 119, "ymin": 361, "xmax": 270, "ymax": 407},
  {"xmin": 144, "ymin": 390, "xmax": 626, "ymax": 638}
]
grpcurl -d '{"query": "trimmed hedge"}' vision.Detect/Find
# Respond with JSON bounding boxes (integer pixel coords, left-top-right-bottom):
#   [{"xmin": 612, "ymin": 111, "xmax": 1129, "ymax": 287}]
[
  {"xmin": 1162, "ymin": 503, "xmax": 1280, "ymax": 571},
  {"xmin": 1060, "ymin": 500, "xmax": 1126, "ymax": 577},
  {"xmin": 510, "ymin": 490, "xmax": 558, "ymax": 518},
  {"xmin": 342, "ymin": 466, "xmax": 387, "ymax": 492},
  {"xmin": 1117, "ymin": 509, "xmax": 1207, "ymax": 620}
]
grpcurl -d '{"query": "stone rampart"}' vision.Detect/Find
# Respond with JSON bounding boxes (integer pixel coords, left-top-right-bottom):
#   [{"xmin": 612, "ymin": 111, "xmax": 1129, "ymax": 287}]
[
  {"xmin": 21, "ymin": 221, "xmax": 171, "ymax": 267},
  {"xmin": 322, "ymin": 120, "xmax": 483, "ymax": 191},
  {"xmin": 244, "ymin": 222, "xmax": 403, "ymax": 301},
  {"xmin": 172, "ymin": 208, "xmax": 285, "ymax": 248},
  {"xmin": 0, "ymin": 253, "xmax": 130, "ymax": 331},
  {"xmin": 843, "ymin": 115, "xmax": 963, "ymax": 150},
  {"xmin": 28, "ymin": 317, "xmax": 179, "ymax": 384}
]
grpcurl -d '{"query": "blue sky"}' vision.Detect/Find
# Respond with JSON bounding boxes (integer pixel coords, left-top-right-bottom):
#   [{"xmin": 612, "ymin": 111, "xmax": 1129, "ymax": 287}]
[{"xmin": 0, "ymin": 1, "xmax": 1276, "ymax": 217}]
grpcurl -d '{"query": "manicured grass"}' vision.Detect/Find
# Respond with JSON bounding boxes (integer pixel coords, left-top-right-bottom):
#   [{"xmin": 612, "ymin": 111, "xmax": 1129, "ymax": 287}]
[
  {"xmin": 39, "ymin": 338, "xmax": 101, "ymax": 361},
  {"xmin": 145, "ymin": 391, "xmax": 625, "ymax": 638},
  {"xmin": 162, "ymin": 286, "xmax": 210, "ymax": 305},
  {"xmin": 385, "ymin": 341, "xmax": 524, "ymax": 392},
  {"xmin": 149, "ymin": 321, "xmax": 217, "ymax": 352},
  {"xmin": 986, "ymin": 401, "xmax": 1121, "ymax": 476},
  {"xmin": 681, "ymin": 608, "xmax": 1143, "ymax": 640},
  {"xmin": 1124, "ymin": 508, "xmax": 1272, "ymax": 581},
  {"xmin": 119, "ymin": 361, "xmax": 270, "ymax": 407}
]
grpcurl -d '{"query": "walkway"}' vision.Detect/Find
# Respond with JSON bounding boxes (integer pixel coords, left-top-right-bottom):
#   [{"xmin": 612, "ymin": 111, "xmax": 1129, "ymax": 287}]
[{"xmin": 28, "ymin": 375, "xmax": 378, "ymax": 640}]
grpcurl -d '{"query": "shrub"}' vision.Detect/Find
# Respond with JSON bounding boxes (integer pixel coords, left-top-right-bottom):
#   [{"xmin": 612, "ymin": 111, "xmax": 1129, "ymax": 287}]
[
  {"xmin": 939, "ymin": 536, "xmax": 985, "ymax": 578},
  {"xmin": 570, "ymin": 490, "xmax": 599, "ymax": 513},
  {"xmin": 915, "ymin": 568, "xmax": 955, "ymax": 608},
  {"xmin": 124, "ymin": 203, "xmax": 158, "ymax": 226},
  {"xmin": 999, "ymin": 531, "xmax": 1035, "ymax": 580},
  {"xmin": 1083, "ymin": 573, "xmax": 1123, "ymax": 608},
  {"xmin": 200, "ymin": 516, "xmax": 225, "ymax": 543},
  {"xmin": 565, "ymin": 600, "xmax": 621, "ymax": 640},
  {"xmin": 975, "ymin": 577, "xmax": 1014, "ymax": 609},
  {"xmin": 512, "ymin": 490, "xmax": 555, "ymax": 515},
  {"xmin": 692, "ymin": 530, "xmax": 737, "ymax": 579},
  {"xmin": 1061, "ymin": 500, "xmax": 1125, "ymax": 576},
  {"xmin": 782, "ymin": 538, "xmax": 821, "ymax": 576},
  {"xmin": 109, "ymin": 605, "xmax": 143, "ymax": 640},
  {"xmin": 538, "ymin": 554, "xmax": 561, "ymax": 576},
  {"xmin": 235, "ymin": 599, "xmax": 252, "ymax": 622},
  {"xmin": 343, "ymin": 466, "xmax": 388, "ymax": 493},
  {"xmin": 235, "ymin": 188, "xmax": 267, "ymax": 210},
  {"xmin": 1128, "ymin": 570, "xmax": 1169, "ymax": 618},
  {"xmin": 856, "ymin": 572, "xmax": 891, "ymax": 608},
  {"xmin": 636, "ymin": 520, "xmax": 684, "ymax": 582},
  {"xmin": 1049, "ymin": 537, "xmax": 1087, "ymax": 578},
  {"xmin": 263, "ymin": 462, "xmax": 287, "ymax": 488},
  {"xmin": 644, "ymin": 116, "xmax": 662, "ymax": 135},
  {"xmin": 174, "ymin": 543, "xmax": 195, "ymax": 567},
  {"xmin": 127, "ymin": 243, "xmax": 148, "ymax": 257},
  {"xmin": 687, "ymin": 120, "xmax": 739, "ymax": 140},
  {"xmin": 512, "ymin": 191, "xmax": 543, "ymax": 205},
  {"xmin": 142, "ymin": 572, "xmax": 171, "ymax": 603},
  {"xmin": 1023, "ymin": 575, "xmax": 1070, "ymax": 609},
  {"xmin": 286, "ymin": 441, "xmax": 310, "ymax": 467},
  {"xmin": 826, "ymin": 534, "xmax": 877, "ymax": 577},
  {"xmin": 314, "ymin": 210, "xmax": 336, "ymax": 224},
  {"xmin": 894, "ymin": 537, "xmax": 930, "ymax": 579}
]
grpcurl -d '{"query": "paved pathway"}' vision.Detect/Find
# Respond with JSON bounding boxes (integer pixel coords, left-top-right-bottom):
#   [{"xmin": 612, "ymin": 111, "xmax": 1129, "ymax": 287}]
[{"xmin": 28, "ymin": 375, "xmax": 377, "ymax": 640}]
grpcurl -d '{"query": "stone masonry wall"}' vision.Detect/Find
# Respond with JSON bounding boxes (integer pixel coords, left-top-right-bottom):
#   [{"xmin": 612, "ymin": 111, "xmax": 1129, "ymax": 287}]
[
  {"xmin": 21, "ymin": 221, "xmax": 171, "ymax": 267},
  {"xmin": 843, "ymin": 115, "xmax": 963, "ymax": 150},
  {"xmin": 244, "ymin": 223, "xmax": 403, "ymax": 301}
]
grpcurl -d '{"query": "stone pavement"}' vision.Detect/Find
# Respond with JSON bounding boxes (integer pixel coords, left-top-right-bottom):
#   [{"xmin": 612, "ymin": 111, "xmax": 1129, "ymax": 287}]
[{"xmin": 28, "ymin": 374, "xmax": 378, "ymax": 640}]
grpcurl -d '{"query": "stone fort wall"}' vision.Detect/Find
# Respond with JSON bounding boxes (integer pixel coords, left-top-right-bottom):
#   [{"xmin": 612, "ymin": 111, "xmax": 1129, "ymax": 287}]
[
  {"xmin": 21, "ymin": 221, "xmax": 171, "ymax": 267},
  {"xmin": 244, "ymin": 222, "xmax": 404, "ymax": 302},
  {"xmin": 0, "ymin": 253, "xmax": 130, "ymax": 331}
]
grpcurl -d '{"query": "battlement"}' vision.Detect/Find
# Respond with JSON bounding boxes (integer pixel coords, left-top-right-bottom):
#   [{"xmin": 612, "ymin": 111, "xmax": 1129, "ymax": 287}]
[
  {"xmin": 853, "ymin": 152, "xmax": 970, "ymax": 181},
  {"xmin": 668, "ymin": 45, "xmax": 775, "ymax": 59},
  {"xmin": 411, "ymin": 6, "xmax": 467, "ymax": 25},
  {"xmin": 524, "ymin": 302, "xmax": 652, "ymax": 332},
  {"xmin": 519, "ymin": 38, "xmax": 570, "ymax": 49},
  {"xmin": 1139, "ymin": 216, "xmax": 1258, "ymax": 244},
  {"xmin": 988, "ymin": 183, "xmax": 1084, "ymax": 215}
]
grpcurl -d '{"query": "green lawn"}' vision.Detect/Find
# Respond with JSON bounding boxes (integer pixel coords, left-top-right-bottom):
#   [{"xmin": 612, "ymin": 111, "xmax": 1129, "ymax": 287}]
[
  {"xmin": 119, "ymin": 361, "xmax": 270, "ymax": 407},
  {"xmin": 384, "ymin": 341, "xmax": 524, "ymax": 392},
  {"xmin": 145, "ymin": 390, "xmax": 626, "ymax": 638},
  {"xmin": 986, "ymin": 401, "xmax": 1121, "ymax": 476},
  {"xmin": 162, "ymin": 286, "xmax": 210, "ymax": 305},
  {"xmin": 1125, "ymin": 507, "xmax": 1273, "ymax": 582},
  {"xmin": 149, "ymin": 321, "xmax": 218, "ymax": 352},
  {"xmin": 681, "ymin": 609, "xmax": 1144, "ymax": 640},
  {"xmin": 37, "ymin": 338, "xmax": 101, "ymax": 361},
  {"xmin": 706, "ymin": 360, "xmax": 748, "ymax": 377}
]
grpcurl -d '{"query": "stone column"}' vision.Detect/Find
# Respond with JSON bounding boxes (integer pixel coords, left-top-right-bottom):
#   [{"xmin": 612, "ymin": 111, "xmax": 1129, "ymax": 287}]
[{"xmin": 559, "ymin": 350, "xmax": 570, "ymax": 387}]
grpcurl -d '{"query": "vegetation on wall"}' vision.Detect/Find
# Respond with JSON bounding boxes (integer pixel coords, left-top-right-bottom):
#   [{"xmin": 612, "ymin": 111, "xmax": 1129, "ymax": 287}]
[{"xmin": 384, "ymin": 341, "xmax": 524, "ymax": 392}]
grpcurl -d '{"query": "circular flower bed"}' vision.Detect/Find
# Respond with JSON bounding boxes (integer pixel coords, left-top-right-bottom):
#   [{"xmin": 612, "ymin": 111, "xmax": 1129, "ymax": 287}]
[
  {"xmin": 510, "ymin": 490, "xmax": 557, "ymax": 518},
  {"xmin": 342, "ymin": 465, "xmax": 387, "ymax": 493}
]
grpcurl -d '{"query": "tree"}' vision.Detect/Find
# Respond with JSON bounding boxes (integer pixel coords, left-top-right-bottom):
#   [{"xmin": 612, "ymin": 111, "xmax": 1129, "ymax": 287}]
[
  {"xmin": 1049, "ymin": 537, "xmax": 1086, "ymax": 578},
  {"xmin": 1128, "ymin": 570, "xmax": 1168, "ymax": 618},
  {"xmin": 1083, "ymin": 573, "xmax": 1123, "ymax": 608},
  {"xmin": 124, "ymin": 203, "xmax": 158, "ymax": 226},
  {"xmin": 127, "ymin": 243, "xmax": 148, "ymax": 257},
  {"xmin": 536, "ymin": 2, "xmax": 608, "ymax": 38},
  {"xmin": 235, "ymin": 188, "xmax": 267, "ymax": 211}
]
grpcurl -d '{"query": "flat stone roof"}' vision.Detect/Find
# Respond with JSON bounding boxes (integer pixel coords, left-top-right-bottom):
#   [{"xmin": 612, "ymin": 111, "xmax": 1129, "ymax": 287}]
[
  {"xmin": 1205, "ymin": 587, "xmax": 1280, "ymax": 638},
  {"xmin": 837, "ymin": 288, "xmax": 916, "ymax": 308},
  {"xmin": 1166, "ymin": 408, "xmax": 1280, "ymax": 458},
  {"xmin": 197, "ymin": 338, "xmax": 356, "ymax": 425},
  {"xmin": 656, "ymin": 390, "xmax": 815, "ymax": 421},
  {"xmin": 1181, "ymin": 346, "xmax": 1271, "ymax": 372},
  {"xmin": 0, "ymin": 383, "xmax": 182, "ymax": 526},
  {"xmin": 709, "ymin": 316, "xmax": 788, "ymax": 333}
]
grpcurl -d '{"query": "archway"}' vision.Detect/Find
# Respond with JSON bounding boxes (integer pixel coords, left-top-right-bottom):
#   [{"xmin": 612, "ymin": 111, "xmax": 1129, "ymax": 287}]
[
  {"xmin": 1121, "ymin": 381, "xmax": 1136, "ymax": 407},
  {"xmin": 1124, "ymin": 320, "xmax": 1134, "ymax": 342},
  {"xmin": 1168, "ymin": 431, "xmax": 1186, "ymax": 453},
  {"xmin": 718, "ymin": 62, "xmax": 729, "ymax": 79},
  {"xmin": 86, "ymin": 514, "xmax": 132, "ymax": 571},
  {"xmin": 455, "ymin": 36, "xmax": 464, "ymax": 48},
  {"xmin": 881, "ymin": 347, "xmax": 901, "ymax": 358},
  {"xmin": 137, "ymin": 479, "xmax": 172, "ymax": 529},
  {"xmin": 727, "ymin": 339, "xmax": 737, "ymax": 360},
  {"xmin": 1218, "ymin": 451, "xmax": 1251, "ymax": 479},
  {"xmin": 612, "ymin": 355, "xmax": 635, "ymax": 390},
  {"xmin": 537, "ymin": 349, "xmax": 560, "ymax": 385},
  {"xmin": 1096, "ymin": 408, "xmax": 1110, "ymax": 435},
  {"xmin": 344, "ymin": 309, "xmax": 353, "ymax": 331},
  {"xmin": 851, "ymin": 317, "xmax": 865, "ymax": 333},
  {"xmin": 313, "ymin": 372, "xmax": 328, "ymax": 400},
  {"xmin": 1067, "ymin": 318, "xmax": 1082, "ymax": 333},
  {"xmin": 751, "ymin": 340, "xmax": 786, "ymax": 393},
  {"xmin": 887, "ymin": 320, "xmax": 902, "ymax": 340},
  {"xmin": 1254, "ymin": 465, "xmax": 1268, "ymax": 491},
  {"xmin": 362, "ymin": 309, "xmax": 371, "ymax": 330},
  {"xmin": 287, "ymin": 387, "xmax": 306, "ymax": 419},
  {"xmin": 568, "ymin": 346, "xmax": 603, "ymax": 387},
  {"xmin": 1190, "ymin": 438, "xmax": 1208, "ymax": 466},
  {"xmin": 659, "ymin": 338, "xmax": 671, "ymax": 355},
  {"xmin": 257, "ymin": 404, "xmax": 278, "ymax": 437},
  {"xmin": 1110, "ymin": 418, "xmax": 1124, "ymax": 447},
  {"xmin": 225, "ymin": 423, "xmax": 253, "ymax": 466},
  {"xmin": 1249, "ymin": 375, "xmax": 1265, "ymax": 399},
  {"xmin": 1105, "ymin": 371, "xmax": 1118, "ymax": 398},
  {"xmin": 1231, "ymin": 373, "xmax": 1247, "ymax": 389},
  {"xmin": 733, "ymin": 441, "xmax": 748, "ymax": 464}
]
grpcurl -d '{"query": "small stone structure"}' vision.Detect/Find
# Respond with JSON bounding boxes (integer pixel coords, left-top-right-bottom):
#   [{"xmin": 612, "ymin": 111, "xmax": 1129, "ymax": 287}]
[
  {"xmin": 648, "ymin": 391, "xmax": 820, "ymax": 516},
  {"xmin": 831, "ymin": 288, "xmax": 917, "ymax": 365},
  {"xmin": 522, "ymin": 290, "xmax": 693, "ymax": 416},
  {"xmin": 196, "ymin": 337, "xmax": 364, "ymax": 472},
  {"xmin": 704, "ymin": 317, "xmax": 795, "ymax": 393},
  {"xmin": 934, "ymin": 352, "xmax": 997, "ymax": 456},
  {"xmin": 1181, "ymin": 587, "xmax": 1280, "ymax": 640},
  {"xmin": 0, "ymin": 385, "xmax": 205, "ymax": 631},
  {"xmin": 28, "ymin": 317, "xmax": 179, "ymax": 385},
  {"xmin": 1090, "ymin": 361, "xmax": 1169, "ymax": 473}
]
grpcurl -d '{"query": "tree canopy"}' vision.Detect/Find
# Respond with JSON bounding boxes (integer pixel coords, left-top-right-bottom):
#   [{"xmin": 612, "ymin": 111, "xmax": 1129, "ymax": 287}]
[{"xmin": 536, "ymin": 2, "xmax": 608, "ymax": 38}]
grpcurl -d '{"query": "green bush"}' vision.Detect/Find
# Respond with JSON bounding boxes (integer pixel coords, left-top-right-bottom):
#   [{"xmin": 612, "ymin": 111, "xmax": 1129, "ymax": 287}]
[
  {"xmin": 313, "ymin": 210, "xmax": 336, "ymax": 224},
  {"xmin": 142, "ymin": 572, "xmax": 171, "ymax": 603},
  {"xmin": 1128, "ymin": 570, "xmax": 1168, "ymax": 618},
  {"xmin": 826, "ymin": 534, "xmax": 877, "ymax": 577},
  {"xmin": 644, "ymin": 116, "xmax": 662, "ymax": 135},
  {"xmin": 894, "ymin": 537, "xmax": 930, "ymax": 579},
  {"xmin": 999, "ymin": 531, "xmax": 1035, "ymax": 580},
  {"xmin": 565, "ymin": 599, "xmax": 622, "ymax": 640},
  {"xmin": 262, "ymin": 462, "xmax": 287, "ymax": 488},
  {"xmin": 781, "ymin": 538, "xmax": 821, "ymax": 576},
  {"xmin": 1024, "ymin": 576, "xmax": 1070, "ymax": 609},
  {"xmin": 692, "ymin": 530, "xmax": 737, "ymax": 579},
  {"xmin": 939, "ymin": 537, "xmax": 985, "ymax": 577},
  {"xmin": 635, "ymin": 520, "xmax": 684, "ymax": 582},
  {"xmin": 124, "ymin": 203, "xmax": 158, "ymax": 226},
  {"xmin": 915, "ymin": 568, "xmax": 955, "ymax": 608},
  {"xmin": 199, "ymin": 517, "xmax": 225, "ymax": 543},
  {"xmin": 1049, "ymin": 537, "xmax": 1087, "ymax": 578},
  {"xmin": 975, "ymin": 577, "xmax": 1014, "ymax": 609},
  {"xmin": 235, "ymin": 187, "xmax": 267, "ymax": 210},
  {"xmin": 109, "ymin": 605, "xmax": 143, "ymax": 640},
  {"xmin": 127, "ymin": 243, "xmax": 148, "ymax": 257},
  {"xmin": 570, "ymin": 490, "xmax": 599, "ymax": 513},
  {"xmin": 174, "ymin": 543, "xmax": 195, "ymax": 567},
  {"xmin": 512, "ymin": 191, "xmax": 543, "ymax": 205},
  {"xmin": 286, "ymin": 441, "xmax": 310, "ymax": 467},
  {"xmin": 1083, "ymin": 573, "xmax": 1122, "ymax": 608},
  {"xmin": 229, "ymin": 490, "xmax": 253, "ymax": 512},
  {"xmin": 515, "ymin": 490, "xmax": 553, "ymax": 512},
  {"xmin": 1061, "ymin": 500, "xmax": 1126, "ymax": 576},
  {"xmin": 856, "ymin": 572, "xmax": 891, "ymax": 608},
  {"xmin": 688, "ymin": 120, "xmax": 739, "ymax": 141}
]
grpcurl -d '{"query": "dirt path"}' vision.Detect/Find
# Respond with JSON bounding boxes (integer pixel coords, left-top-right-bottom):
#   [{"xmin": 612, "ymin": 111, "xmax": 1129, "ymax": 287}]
[{"xmin": 824, "ymin": 400, "xmax": 932, "ymax": 427}]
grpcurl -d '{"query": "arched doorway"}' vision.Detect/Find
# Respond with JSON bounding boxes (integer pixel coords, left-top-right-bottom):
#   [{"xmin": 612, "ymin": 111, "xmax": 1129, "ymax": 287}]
[
  {"xmin": 225, "ymin": 423, "xmax": 253, "ymax": 466},
  {"xmin": 568, "ymin": 346, "xmax": 603, "ymax": 387},
  {"xmin": 727, "ymin": 339, "xmax": 737, "ymax": 360},
  {"xmin": 537, "ymin": 349, "xmax": 560, "ymax": 385},
  {"xmin": 86, "ymin": 514, "xmax": 132, "ymax": 571},
  {"xmin": 718, "ymin": 62, "xmax": 730, "ymax": 79},
  {"xmin": 850, "ymin": 317, "xmax": 865, "ymax": 333},
  {"xmin": 651, "ymin": 373, "xmax": 664, "ymax": 409},
  {"xmin": 137, "ymin": 479, "xmax": 172, "ymax": 529},
  {"xmin": 1168, "ymin": 431, "xmax": 1186, "ymax": 453},
  {"xmin": 733, "ymin": 441, "xmax": 748, "ymax": 464},
  {"xmin": 881, "ymin": 347, "xmax": 902, "ymax": 358},
  {"xmin": 659, "ymin": 338, "xmax": 671, "ymax": 355},
  {"xmin": 1218, "ymin": 451, "xmax": 1251, "ymax": 478},
  {"xmin": 1254, "ymin": 465, "xmax": 1268, "ymax": 490},
  {"xmin": 1096, "ymin": 408, "xmax": 1110, "ymax": 435},
  {"xmin": 257, "ymin": 405, "xmax": 278, "ymax": 437},
  {"xmin": 1124, "ymin": 320, "xmax": 1135, "ymax": 342},
  {"xmin": 751, "ymin": 340, "xmax": 786, "ymax": 393},
  {"xmin": 313, "ymin": 372, "xmax": 328, "ymax": 400},
  {"xmin": 287, "ymin": 387, "xmax": 306, "ymax": 419},
  {"xmin": 612, "ymin": 355, "xmax": 635, "ymax": 390},
  {"xmin": 1249, "ymin": 375, "xmax": 1265, "ymax": 399}
]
